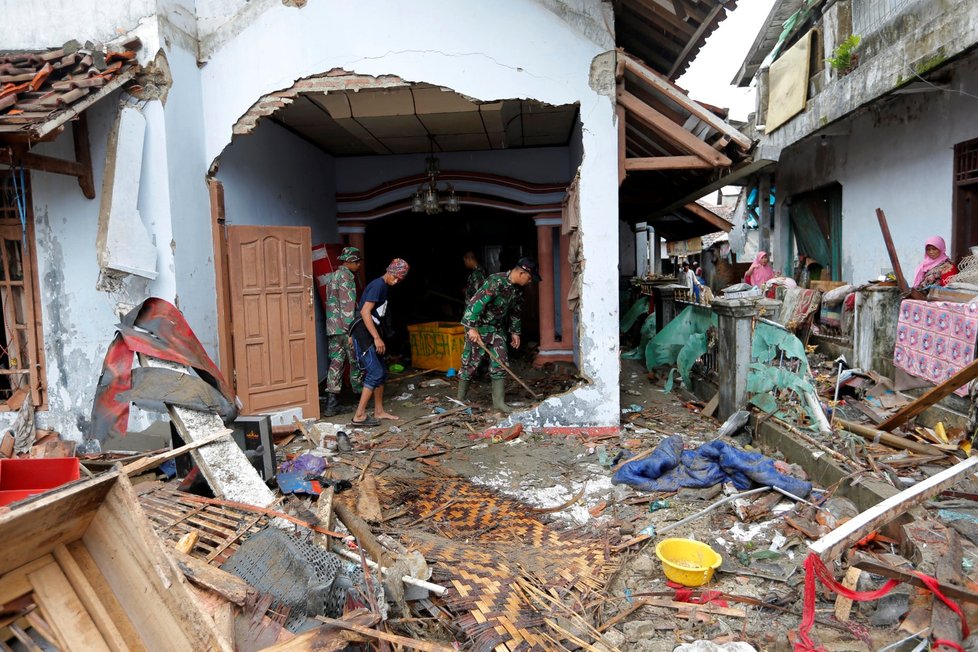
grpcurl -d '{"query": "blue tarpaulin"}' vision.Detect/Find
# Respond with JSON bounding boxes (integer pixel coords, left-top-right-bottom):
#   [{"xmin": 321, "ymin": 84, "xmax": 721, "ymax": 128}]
[{"xmin": 612, "ymin": 434, "xmax": 812, "ymax": 497}]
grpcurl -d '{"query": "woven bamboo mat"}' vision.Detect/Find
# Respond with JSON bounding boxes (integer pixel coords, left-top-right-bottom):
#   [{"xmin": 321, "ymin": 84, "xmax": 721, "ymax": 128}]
[{"xmin": 383, "ymin": 477, "xmax": 618, "ymax": 652}]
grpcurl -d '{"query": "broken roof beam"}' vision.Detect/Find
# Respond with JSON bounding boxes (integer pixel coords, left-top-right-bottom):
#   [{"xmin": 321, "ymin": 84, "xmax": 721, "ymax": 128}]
[
  {"xmin": 809, "ymin": 455, "xmax": 978, "ymax": 561},
  {"xmin": 624, "ymin": 155, "xmax": 715, "ymax": 171},
  {"xmin": 668, "ymin": 1, "xmax": 727, "ymax": 79},
  {"xmin": 618, "ymin": 90, "xmax": 732, "ymax": 167},
  {"xmin": 31, "ymin": 68, "xmax": 137, "ymax": 140},
  {"xmin": 681, "ymin": 202, "xmax": 733, "ymax": 232},
  {"xmin": 621, "ymin": 52, "xmax": 753, "ymax": 151}
]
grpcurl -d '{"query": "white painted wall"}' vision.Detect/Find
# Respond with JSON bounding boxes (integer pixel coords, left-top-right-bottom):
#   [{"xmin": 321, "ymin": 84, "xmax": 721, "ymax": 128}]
[
  {"xmin": 217, "ymin": 119, "xmax": 338, "ymax": 378},
  {"xmin": 198, "ymin": 0, "xmax": 621, "ymax": 427},
  {"xmin": 772, "ymin": 56, "xmax": 978, "ymax": 285}
]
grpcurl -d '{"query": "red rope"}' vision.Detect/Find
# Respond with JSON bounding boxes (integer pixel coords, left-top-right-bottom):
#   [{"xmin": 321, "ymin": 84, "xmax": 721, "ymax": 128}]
[{"xmin": 794, "ymin": 553, "xmax": 969, "ymax": 651}]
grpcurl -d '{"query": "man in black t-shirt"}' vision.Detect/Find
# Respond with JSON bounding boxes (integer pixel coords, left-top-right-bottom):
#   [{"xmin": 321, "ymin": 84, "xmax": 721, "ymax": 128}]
[{"xmin": 350, "ymin": 258, "xmax": 410, "ymax": 426}]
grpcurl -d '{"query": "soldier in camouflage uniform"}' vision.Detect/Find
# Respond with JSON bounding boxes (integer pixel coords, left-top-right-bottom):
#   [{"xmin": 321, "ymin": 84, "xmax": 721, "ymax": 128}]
[
  {"xmin": 323, "ymin": 247, "xmax": 363, "ymax": 416},
  {"xmin": 462, "ymin": 251, "xmax": 486, "ymax": 303},
  {"xmin": 458, "ymin": 257, "xmax": 541, "ymax": 413}
]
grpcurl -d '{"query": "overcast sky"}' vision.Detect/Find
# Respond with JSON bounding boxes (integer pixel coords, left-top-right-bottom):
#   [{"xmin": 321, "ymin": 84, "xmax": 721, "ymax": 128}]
[{"xmin": 676, "ymin": 0, "xmax": 779, "ymax": 122}]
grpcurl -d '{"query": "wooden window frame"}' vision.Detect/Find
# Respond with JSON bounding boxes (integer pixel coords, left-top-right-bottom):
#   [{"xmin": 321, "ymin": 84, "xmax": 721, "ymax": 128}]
[{"xmin": 0, "ymin": 170, "xmax": 48, "ymax": 411}]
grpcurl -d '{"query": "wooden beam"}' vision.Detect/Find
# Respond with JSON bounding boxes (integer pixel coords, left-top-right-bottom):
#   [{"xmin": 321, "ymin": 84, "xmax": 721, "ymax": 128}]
[
  {"xmin": 71, "ymin": 113, "xmax": 96, "ymax": 199},
  {"xmin": 618, "ymin": 90, "xmax": 731, "ymax": 167},
  {"xmin": 877, "ymin": 356, "xmax": 978, "ymax": 431},
  {"xmin": 625, "ymin": 155, "xmax": 715, "ymax": 171},
  {"xmin": 52, "ymin": 544, "xmax": 128, "ymax": 652},
  {"xmin": 809, "ymin": 456, "xmax": 978, "ymax": 561},
  {"xmin": 617, "ymin": 101, "xmax": 627, "ymax": 186},
  {"xmin": 668, "ymin": 2, "xmax": 725, "ymax": 79},
  {"xmin": 0, "ymin": 148, "xmax": 86, "ymax": 178},
  {"xmin": 629, "ymin": 0, "xmax": 695, "ymax": 37},
  {"xmin": 875, "ymin": 208, "xmax": 917, "ymax": 297},
  {"xmin": 682, "ymin": 201, "xmax": 733, "ymax": 233},
  {"xmin": 314, "ymin": 616, "xmax": 455, "ymax": 652},
  {"xmin": 836, "ymin": 419, "xmax": 948, "ymax": 457},
  {"xmin": 851, "ymin": 557, "xmax": 978, "ymax": 605},
  {"xmin": 622, "ymin": 53, "xmax": 754, "ymax": 151}
]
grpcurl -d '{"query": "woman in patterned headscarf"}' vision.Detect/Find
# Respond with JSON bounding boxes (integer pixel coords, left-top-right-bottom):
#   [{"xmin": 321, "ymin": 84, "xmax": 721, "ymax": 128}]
[{"xmin": 912, "ymin": 236, "xmax": 957, "ymax": 290}]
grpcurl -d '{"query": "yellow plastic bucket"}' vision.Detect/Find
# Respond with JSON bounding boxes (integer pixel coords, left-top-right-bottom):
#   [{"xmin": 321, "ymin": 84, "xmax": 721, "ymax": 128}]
[{"xmin": 654, "ymin": 538, "xmax": 722, "ymax": 587}]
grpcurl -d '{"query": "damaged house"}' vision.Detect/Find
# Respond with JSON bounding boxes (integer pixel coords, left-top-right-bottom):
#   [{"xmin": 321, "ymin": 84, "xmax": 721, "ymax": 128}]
[{"xmin": 0, "ymin": 0, "xmax": 749, "ymax": 445}]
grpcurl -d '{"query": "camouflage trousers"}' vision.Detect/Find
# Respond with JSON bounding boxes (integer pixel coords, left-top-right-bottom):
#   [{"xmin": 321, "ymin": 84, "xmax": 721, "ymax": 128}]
[
  {"xmin": 460, "ymin": 331, "xmax": 508, "ymax": 381},
  {"xmin": 326, "ymin": 335, "xmax": 363, "ymax": 394}
]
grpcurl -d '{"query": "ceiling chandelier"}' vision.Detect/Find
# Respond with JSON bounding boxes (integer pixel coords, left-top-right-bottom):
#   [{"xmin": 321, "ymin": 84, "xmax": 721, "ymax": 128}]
[{"xmin": 411, "ymin": 137, "xmax": 459, "ymax": 214}]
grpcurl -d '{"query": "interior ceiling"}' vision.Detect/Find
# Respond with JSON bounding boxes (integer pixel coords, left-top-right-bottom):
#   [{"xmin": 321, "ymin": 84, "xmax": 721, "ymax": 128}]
[{"xmin": 272, "ymin": 85, "xmax": 579, "ymax": 156}]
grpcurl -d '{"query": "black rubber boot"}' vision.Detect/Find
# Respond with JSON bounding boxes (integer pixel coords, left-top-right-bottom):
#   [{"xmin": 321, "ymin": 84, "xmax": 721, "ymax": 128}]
[
  {"xmin": 491, "ymin": 379, "xmax": 512, "ymax": 414},
  {"xmin": 323, "ymin": 392, "xmax": 340, "ymax": 417},
  {"xmin": 457, "ymin": 379, "xmax": 470, "ymax": 402}
]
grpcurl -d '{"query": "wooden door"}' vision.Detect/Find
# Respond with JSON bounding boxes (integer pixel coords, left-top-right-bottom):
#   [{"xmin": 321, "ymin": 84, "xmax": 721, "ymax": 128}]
[{"xmin": 227, "ymin": 225, "xmax": 319, "ymax": 418}]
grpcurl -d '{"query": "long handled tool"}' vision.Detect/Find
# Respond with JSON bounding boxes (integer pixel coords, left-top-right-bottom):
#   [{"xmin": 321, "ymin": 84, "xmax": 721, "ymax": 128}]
[{"xmin": 474, "ymin": 338, "xmax": 539, "ymax": 399}]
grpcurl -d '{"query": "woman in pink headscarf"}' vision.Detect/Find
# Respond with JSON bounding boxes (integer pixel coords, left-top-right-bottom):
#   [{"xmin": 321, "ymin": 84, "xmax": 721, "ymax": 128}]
[
  {"xmin": 744, "ymin": 251, "xmax": 776, "ymax": 287},
  {"xmin": 912, "ymin": 236, "xmax": 957, "ymax": 289}
]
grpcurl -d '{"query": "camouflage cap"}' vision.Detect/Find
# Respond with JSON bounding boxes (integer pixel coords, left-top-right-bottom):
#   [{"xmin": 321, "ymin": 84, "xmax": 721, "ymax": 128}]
[{"xmin": 338, "ymin": 246, "xmax": 361, "ymax": 262}]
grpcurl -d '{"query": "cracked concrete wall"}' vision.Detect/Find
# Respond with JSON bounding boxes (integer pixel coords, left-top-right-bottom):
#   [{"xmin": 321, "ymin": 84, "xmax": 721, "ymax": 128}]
[
  {"xmin": 201, "ymin": 0, "xmax": 621, "ymax": 427},
  {"xmin": 771, "ymin": 53, "xmax": 978, "ymax": 285},
  {"xmin": 0, "ymin": 92, "xmax": 179, "ymax": 442}
]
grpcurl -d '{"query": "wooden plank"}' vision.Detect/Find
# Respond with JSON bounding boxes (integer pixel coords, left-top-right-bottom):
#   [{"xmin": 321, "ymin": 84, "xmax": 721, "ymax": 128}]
[
  {"xmin": 667, "ymin": 2, "xmax": 725, "ymax": 79},
  {"xmin": 51, "ymin": 544, "xmax": 128, "ymax": 652},
  {"xmin": 71, "ymin": 113, "xmax": 95, "ymax": 198},
  {"xmin": 702, "ymin": 392, "xmax": 719, "ymax": 418},
  {"xmin": 624, "ymin": 155, "xmax": 715, "ymax": 171},
  {"xmin": 314, "ymin": 616, "xmax": 455, "ymax": 652},
  {"xmin": 852, "ymin": 557, "xmax": 978, "ymax": 605},
  {"xmin": 644, "ymin": 597, "xmax": 746, "ymax": 618},
  {"xmin": 120, "ymin": 427, "xmax": 233, "ymax": 477},
  {"xmin": 617, "ymin": 90, "xmax": 732, "ymax": 167},
  {"xmin": 622, "ymin": 53, "xmax": 752, "ymax": 150},
  {"xmin": 809, "ymin": 456, "xmax": 978, "ymax": 560},
  {"xmin": 682, "ymin": 202, "xmax": 733, "ymax": 233},
  {"xmin": 356, "ymin": 474, "xmax": 383, "ymax": 523},
  {"xmin": 28, "ymin": 562, "xmax": 110, "ymax": 652},
  {"xmin": 64, "ymin": 542, "xmax": 146, "ymax": 652},
  {"xmin": 0, "ymin": 556, "xmax": 54, "ymax": 606},
  {"xmin": 0, "ymin": 473, "xmax": 115, "ymax": 577},
  {"xmin": 877, "ymin": 356, "xmax": 978, "ymax": 431},
  {"xmin": 169, "ymin": 550, "xmax": 251, "ymax": 606},
  {"xmin": 186, "ymin": 584, "xmax": 235, "ymax": 651},
  {"xmin": 616, "ymin": 101, "xmax": 627, "ymax": 186},
  {"xmin": 875, "ymin": 208, "xmax": 922, "ymax": 298},
  {"xmin": 82, "ymin": 474, "xmax": 231, "ymax": 652},
  {"xmin": 833, "ymin": 567, "xmax": 861, "ymax": 622},
  {"xmin": 837, "ymin": 419, "xmax": 948, "ymax": 457},
  {"xmin": 765, "ymin": 31, "xmax": 812, "ymax": 133}
]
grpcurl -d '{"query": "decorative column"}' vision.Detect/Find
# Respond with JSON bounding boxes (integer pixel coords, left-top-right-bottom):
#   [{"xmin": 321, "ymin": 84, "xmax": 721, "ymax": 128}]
[
  {"xmin": 338, "ymin": 222, "xmax": 366, "ymax": 286},
  {"xmin": 635, "ymin": 222, "xmax": 649, "ymax": 277},
  {"xmin": 558, "ymin": 228, "xmax": 574, "ymax": 349},
  {"xmin": 711, "ymin": 297, "xmax": 760, "ymax": 420},
  {"xmin": 533, "ymin": 217, "xmax": 574, "ymax": 366},
  {"xmin": 535, "ymin": 218, "xmax": 557, "ymax": 351}
]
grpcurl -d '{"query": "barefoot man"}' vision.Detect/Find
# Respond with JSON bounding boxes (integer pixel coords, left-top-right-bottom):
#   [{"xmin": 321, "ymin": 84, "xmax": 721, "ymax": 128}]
[{"xmin": 350, "ymin": 258, "xmax": 410, "ymax": 426}]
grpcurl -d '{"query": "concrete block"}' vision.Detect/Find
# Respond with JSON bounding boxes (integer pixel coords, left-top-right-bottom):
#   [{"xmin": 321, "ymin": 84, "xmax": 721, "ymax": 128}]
[{"xmin": 260, "ymin": 406, "xmax": 303, "ymax": 427}]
